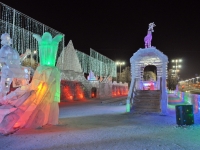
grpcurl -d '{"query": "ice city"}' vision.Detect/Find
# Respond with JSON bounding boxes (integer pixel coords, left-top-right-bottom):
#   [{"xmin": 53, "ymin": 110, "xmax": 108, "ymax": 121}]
[{"xmin": 0, "ymin": 2, "xmax": 199, "ymax": 141}]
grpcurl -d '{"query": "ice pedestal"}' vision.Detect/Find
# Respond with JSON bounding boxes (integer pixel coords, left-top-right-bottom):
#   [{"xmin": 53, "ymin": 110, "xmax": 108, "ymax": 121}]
[
  {"xmin": 176, "ymin": 105, "xmax": 194, "ymax": 125},
  {"xmin": 0, "ymin": 66, "xmax": 60, "ymax": 134}
]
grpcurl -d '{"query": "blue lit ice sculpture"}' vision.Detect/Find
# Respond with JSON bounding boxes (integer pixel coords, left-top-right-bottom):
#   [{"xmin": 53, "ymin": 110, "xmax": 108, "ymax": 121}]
[
  {"xmin": 0, "ymin": 33, "xmax": 30, "ymax": 100},
  {"xmin": 87, "ymin": 70, "xmax": 97, "ymax": 81}
]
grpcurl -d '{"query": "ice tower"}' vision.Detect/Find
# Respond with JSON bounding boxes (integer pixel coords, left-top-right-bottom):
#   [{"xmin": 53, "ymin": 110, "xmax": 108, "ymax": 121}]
[{"xmin": 127, "ymin": 23, "xmax": 168, "ymax": 115}]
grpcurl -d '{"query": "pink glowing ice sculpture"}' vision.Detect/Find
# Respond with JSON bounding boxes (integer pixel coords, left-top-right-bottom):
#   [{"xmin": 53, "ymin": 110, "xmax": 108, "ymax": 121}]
[{"xmin": 144, "ymin": 22, "xmax": 156, "ymax": 48}]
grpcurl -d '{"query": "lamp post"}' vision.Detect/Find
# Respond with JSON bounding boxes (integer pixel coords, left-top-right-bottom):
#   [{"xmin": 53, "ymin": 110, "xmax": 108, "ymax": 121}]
[
  {"xmin": 172, "ymin": 59, "xmax": 182, "ymax": 75},
  {"xmin": 116, "ymin": 61, "xmax": 125, "ymax": 81}
]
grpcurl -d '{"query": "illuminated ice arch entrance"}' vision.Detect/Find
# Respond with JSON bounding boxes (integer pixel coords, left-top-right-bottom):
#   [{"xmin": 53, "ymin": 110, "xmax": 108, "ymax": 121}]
[
  {"xmin": 143, "ymin": 65, "xmax": 157, "ymax": 90},
  {"xmin": 127, "ymin": 47, "xmax": 168, "ymax": 115}
]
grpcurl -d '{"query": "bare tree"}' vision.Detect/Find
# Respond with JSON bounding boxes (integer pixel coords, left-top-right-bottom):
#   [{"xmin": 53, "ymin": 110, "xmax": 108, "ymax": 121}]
[
  {"xmin": 21, "ymin": 58, "xmax": 38, "ymax": 70},
  {"xmin": 119, "ymin": 66, "xmax": 131, "ymax": 86},
  {"xmin": 167, "ymin": 69, "xmax": 179, "ymax": 90},
  {"xmin": 143, "ymin": 71, "xmax": 156, "ymax": 81}
]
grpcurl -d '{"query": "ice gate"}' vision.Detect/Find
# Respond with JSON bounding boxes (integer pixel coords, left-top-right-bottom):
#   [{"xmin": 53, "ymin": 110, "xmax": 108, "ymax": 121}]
[
  {"xmin": 127, "ymin": 23, "xmax": 168, "ymax": 115},
  {"xmin": 127, "ymin": 47, "xmax": 168, "ymax": 114}
]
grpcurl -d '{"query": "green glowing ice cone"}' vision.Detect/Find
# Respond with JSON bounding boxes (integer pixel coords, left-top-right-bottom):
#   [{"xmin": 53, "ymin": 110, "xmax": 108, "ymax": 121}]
[{"xmin": 33, "ymin": 32, "xmax": 63, "ymax": 66}]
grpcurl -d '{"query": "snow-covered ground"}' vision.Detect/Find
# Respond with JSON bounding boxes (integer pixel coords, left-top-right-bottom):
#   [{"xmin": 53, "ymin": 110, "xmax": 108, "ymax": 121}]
[{"xmin": 0, "ymin": 96, "xmax": 200, "ymax": 150}]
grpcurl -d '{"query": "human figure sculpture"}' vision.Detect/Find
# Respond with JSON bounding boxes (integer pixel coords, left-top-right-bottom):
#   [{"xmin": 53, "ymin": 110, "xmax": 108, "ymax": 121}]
[
  {"xmin": 0, "ymin": 33, "xmax": 30, "ymax": 100},
  {"xmin": 144, "ymin": 22, "xmax": 156, "ymax": 48}
]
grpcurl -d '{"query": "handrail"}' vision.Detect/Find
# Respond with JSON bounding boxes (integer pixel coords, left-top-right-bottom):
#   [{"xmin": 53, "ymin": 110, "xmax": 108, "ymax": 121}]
[
  {"xmin": 160, "ymin": 77, "xmax": 162, "ymax": 94},
  {"xmin": 130, "ymin": 78, "xmax": 137, "ymax": 104}
]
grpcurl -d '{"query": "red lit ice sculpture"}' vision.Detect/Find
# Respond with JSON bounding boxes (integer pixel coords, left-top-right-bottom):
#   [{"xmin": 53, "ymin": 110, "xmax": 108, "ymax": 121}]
[{"xmin": 0, "ymin": 32, "xmax": 63, "ymax": 135}]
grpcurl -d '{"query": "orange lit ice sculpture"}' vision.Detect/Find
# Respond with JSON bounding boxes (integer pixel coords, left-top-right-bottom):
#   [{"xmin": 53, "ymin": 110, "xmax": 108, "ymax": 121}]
[{"xmin": 0, "ymin": 32, "xmax": 63, "ymax": 135}]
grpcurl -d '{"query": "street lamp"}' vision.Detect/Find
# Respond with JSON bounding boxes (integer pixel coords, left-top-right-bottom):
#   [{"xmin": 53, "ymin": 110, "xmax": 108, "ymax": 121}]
[
  {"xmin": 172, "ymin": 59, "xmax": 182, "ymax": 75},
  {"xmin": 116, "ymin": 61, "xmax": 125, "ymax": 81},
  {"xmin": 171, "ymin": 69, "xmax": 175, "ymax": 76}
]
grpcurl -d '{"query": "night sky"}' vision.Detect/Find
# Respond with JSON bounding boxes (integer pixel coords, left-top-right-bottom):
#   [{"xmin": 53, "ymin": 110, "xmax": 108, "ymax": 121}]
[{"xmin": 1, "ymin": 1, "xmax": 200, "ymax": 80}]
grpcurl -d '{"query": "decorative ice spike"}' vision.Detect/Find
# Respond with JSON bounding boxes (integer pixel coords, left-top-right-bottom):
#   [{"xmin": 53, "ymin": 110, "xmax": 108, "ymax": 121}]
[{"xmin": 33, "ymin": 32, "xmax": 63, "ymax": 66}]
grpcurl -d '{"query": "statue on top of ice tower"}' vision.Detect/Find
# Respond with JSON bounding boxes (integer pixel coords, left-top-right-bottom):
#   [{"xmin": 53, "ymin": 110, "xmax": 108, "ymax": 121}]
[{"xmin": 144, "ymin": 22, "xmax": 156, "ymax": 48}]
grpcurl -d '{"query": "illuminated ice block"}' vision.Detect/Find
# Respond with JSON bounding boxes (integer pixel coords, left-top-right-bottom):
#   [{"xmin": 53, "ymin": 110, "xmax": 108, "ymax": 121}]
[
  {"xmin": 33, "ymin": 32, "xmax": 63, "ymax": 66},
  {"xmin": 176, "ymin": 105, "xmax": 194, "ymax": 125}
]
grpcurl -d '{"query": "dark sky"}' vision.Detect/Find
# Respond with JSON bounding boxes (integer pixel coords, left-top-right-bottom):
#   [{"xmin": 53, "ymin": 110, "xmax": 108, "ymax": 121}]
[{"xmin": 1, "ymin": 1, "xmax": 200, "ymax": 80}]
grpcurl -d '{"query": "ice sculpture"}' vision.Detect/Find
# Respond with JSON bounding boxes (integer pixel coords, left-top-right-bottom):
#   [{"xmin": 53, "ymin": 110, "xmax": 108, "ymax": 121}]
[
  {"xmin": 87, "ymin": 70, "xmax": 96, "ymax": 81},
  {"xmin": 0, "ymin": 33, "xmax": 30, "ymax": 100},
  {"xmin": 33, "ymin": 32, "xmax": 63, "ymax": 66},
  {"xmin": 56, "ymin": 40, "xmax": 82, "ymax": 72},
  {"xmin": 0, "ymin": 32, "xmax": 63, "ymax": 135},
  {"xmin": 126, "ymin": 22, "xmax": 169, "ymax": 114},
  {"xmin": 144, "ymin": 22, "xmax": 156, "ymax": 48}
]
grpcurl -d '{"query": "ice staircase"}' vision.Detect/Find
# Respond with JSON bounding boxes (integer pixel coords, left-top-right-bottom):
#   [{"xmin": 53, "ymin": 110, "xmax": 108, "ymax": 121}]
[{"xmin": 132, "ymin": 90, "xmax": 161, "ymax": 113}]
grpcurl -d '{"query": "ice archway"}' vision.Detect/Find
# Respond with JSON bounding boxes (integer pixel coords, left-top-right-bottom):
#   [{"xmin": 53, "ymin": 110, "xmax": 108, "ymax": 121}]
[
  {"xmin": 143, "ymin": 65, "xmax": 157, "ymax": 81},
  {"xmin": 127, "ymin": 47, "xmax": 168, "ymax": 114}
]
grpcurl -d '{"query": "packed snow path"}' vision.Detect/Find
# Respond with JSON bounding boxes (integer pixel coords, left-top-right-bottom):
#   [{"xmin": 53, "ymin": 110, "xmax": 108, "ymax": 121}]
[{"xmin": 0, "ymin": 96, "xmax": 200, "ymax": 150}]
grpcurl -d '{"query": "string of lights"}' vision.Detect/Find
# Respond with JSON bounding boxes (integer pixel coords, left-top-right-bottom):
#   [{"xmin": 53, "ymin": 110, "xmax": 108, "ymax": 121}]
[{"xmin": 0, "ymin": 2, "xmax": 64, "ymax": 61}]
